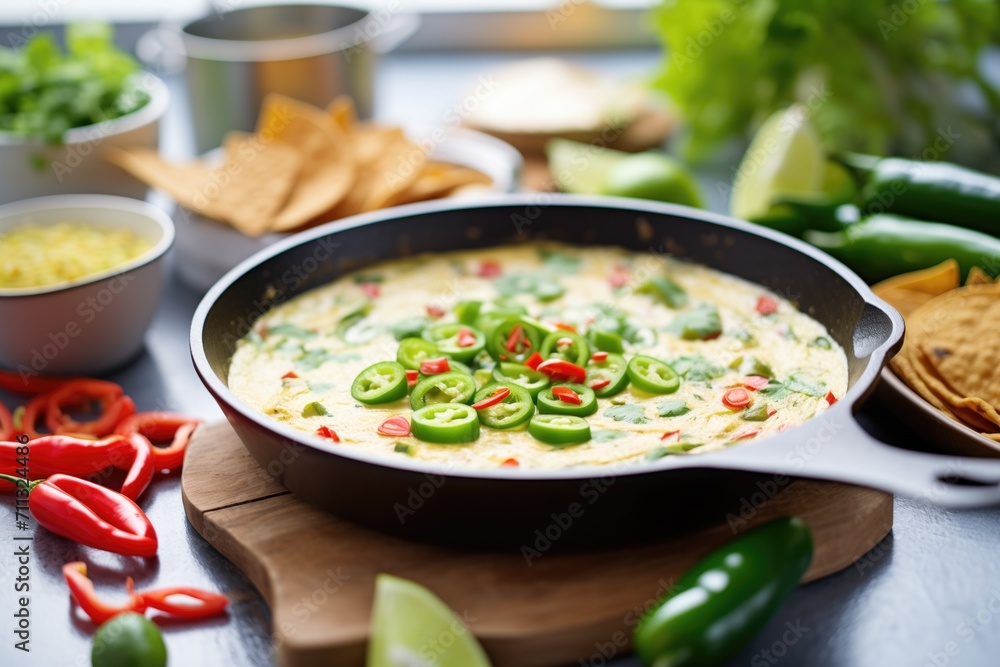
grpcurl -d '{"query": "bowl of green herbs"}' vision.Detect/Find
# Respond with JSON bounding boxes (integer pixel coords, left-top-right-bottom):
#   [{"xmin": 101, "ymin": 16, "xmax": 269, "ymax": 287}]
[{"xmin": 0, "ymin": 23, "xmax": 169, "ymax": 204}]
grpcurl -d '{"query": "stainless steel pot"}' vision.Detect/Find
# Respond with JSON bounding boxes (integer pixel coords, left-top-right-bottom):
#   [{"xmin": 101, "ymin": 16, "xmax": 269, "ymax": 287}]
[{"xmin": 138, "ymin": 3, "xmax": 419, "ymax": 153}]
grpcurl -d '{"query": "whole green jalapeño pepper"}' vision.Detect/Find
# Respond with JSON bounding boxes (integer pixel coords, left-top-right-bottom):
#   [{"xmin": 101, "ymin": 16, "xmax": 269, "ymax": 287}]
[
  {"xmin": 860, "ymin": 157, "xmax": 1000, "ymax": 235},
  {"xmin": 805, "ymin": 215, "xmax": 1000, "ymax": 283},
  {"xmin": 634, "ymin": 517, "xmax": 813, "ymax": 667}
]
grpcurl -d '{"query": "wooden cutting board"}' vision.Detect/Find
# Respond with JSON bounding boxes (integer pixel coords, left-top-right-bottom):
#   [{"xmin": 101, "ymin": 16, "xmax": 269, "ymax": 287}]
[{"xmin": 182, "ymin": 421, "xmax": 893, "ymax": 667}]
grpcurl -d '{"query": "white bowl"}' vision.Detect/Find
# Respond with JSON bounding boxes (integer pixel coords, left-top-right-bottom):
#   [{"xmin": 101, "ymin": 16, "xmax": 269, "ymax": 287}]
[
  {"xmin": 0, "ymin": 195, "xmax": 175, "ymax": 375},
  {"xmin": 0, "ymin": 73, "xmax": 170, "ymax": 205},
  {"xmin": 173, "ymin": 126, "xmax": 523, "ymax": 292}
]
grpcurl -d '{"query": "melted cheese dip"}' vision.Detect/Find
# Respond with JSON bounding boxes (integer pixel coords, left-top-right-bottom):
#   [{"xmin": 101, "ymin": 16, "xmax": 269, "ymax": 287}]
[{"xmin": 229, "ymin": 244, "xmax": 847, "ymax": 469}]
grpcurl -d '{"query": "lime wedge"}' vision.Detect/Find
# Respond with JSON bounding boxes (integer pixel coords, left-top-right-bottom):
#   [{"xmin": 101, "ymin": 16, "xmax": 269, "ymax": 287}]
[
  {"xmin": 731, "ymin": 105, "xmax": 825, "ymax": 221},
  {"xmin": 367, "ymin": 574, "xmax": 492, "ymax": 667},
  {"xmin": 546, "ymin": 138, "xmax": 628, "ymax": 194}
]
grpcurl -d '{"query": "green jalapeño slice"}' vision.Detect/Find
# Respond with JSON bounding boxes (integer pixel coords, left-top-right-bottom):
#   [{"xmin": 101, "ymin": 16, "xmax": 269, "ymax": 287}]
[
  {"xmin": 585, "ymin": 352, "xmax": 630, "ymax": 397},
  {"xmin": 472, "ymin": 382, "xmax": 535, "ymax": 429},
  {"xmin": 397, "ymin": 337, "xmax": 439, "ymax": 370},
  {"xmin": 411, "ymin": 404, "xmax": 480, "ymax": 444},
  {"xmin": 540, "ymin": 331, "xmax": 590, "ymax": 366},
  {"xmin": 537, "ymin": 383, "xmax": 598, "ymax": 417},
  {"xmin": 486, "ymin": 317, "xmax": 542, "ymax": 364},
  {"xmin": 351, "ymin": 361, "xmax": 408, "ymax": 404},
  {"xmin": 528, "ymin": 414, "xmax": 592, "ymax": 447},
  {"xmin": 626, "ymin": 355, "xmax": 681, "ymax": 394},
  {"xmin": 491, "ymin": 362, "xmax": 550, "ymax": 398},
  {"xmin": 422, "ymin": 323, "xmax": 486, "ymax": 363},
  {"xmin": 410, "ymin": 372, "xmax": 477, "ymax": 410}
]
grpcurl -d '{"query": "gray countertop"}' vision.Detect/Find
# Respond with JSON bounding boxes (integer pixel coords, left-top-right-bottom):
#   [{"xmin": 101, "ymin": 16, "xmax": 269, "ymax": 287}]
[{"xmin": 4, "ymin": 48, "xmax": 1000, "ymax": 667}]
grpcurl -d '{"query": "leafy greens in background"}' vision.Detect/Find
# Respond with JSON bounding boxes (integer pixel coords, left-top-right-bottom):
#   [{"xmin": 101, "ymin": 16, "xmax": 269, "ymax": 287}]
[
  {"xmin": 651, "ymin": 0, "xmax": 1000, "ymax": 168},
  {"xmin": 0, "ymin": 23, "xmax": 148, "ymax": 143}
]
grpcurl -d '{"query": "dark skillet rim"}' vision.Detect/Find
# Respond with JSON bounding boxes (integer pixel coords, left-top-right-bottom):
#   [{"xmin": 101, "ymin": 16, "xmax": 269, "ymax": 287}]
[{"xmin": 191, "ymin": 194, "xmax": 904, "ymax": 481}]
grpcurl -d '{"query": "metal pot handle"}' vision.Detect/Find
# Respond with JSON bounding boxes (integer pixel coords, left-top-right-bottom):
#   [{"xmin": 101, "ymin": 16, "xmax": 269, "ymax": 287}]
[
  {"xmin": 136, "ymin": 26, "xmax": 187, "ymax": 76},
  {"xmin": 689, "ymin": 404, "xmax": 1000, "ymax": 509}
]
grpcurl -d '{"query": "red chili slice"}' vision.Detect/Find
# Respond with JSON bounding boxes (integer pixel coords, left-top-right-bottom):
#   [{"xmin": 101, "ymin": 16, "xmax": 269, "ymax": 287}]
[
  {"xmin": 591, "ymin": 351, "xmax": 608, "ymax": 363},
  {"xmin": 536, "ymin": 359, "xmax": 586, "ymax": 384},
  {"xmin": 378, "ymin": 416, "xmax": 411, "ymax": 437},
  {"xmin": 477, "ymin": 260, "xmax": 502, "ymax": 277},
  {"xmin": 359, "ymin": 282, "xmax": 380, "ymax": 299},
  {"xmin": 525, "ymin": 352, "xmax": 544, "ymax": 370},
  {"xmin": 456, "ymin": 327, "xmax": 477, "ymax": 348},
  {"xmin": 756, "ymin": 296, "xmax": 779, "ymax": 315},
  {"xmin": 743, "ymin": 376, "xmax": 769, "ymax": 391},
  {"xmin": 426, "ymin": 304, "xmax": 446, "ymax": 319},
  {"xmin": 551, "ymin": 386, "xmax": 583, "ymax": 405},
  {"xmin": 722, "ymin": 387, "xmax": 753, "ymax": 410},
  {"xmin": 660, "ymin": 430, "xmax": 680, "ymax": 442},
  {"xmin": 316, "ymin": 426, "xmax": 340, "ymax": 442},
  {"xmin": 282, "ymin": 371, "xmax": 299, "ymax": 380},
  {"xmin": 733, "ymin": 428, "xmax": 760, "ymax": 440},
  {"xmin": 406, "ymin": 370, "xmax": 420, "ymax": 385},
  {"xmin": 472, "ymin": 387, "xmax": 511, "ymax": 410},
  {"xmin": 419, "ymin": 357, "xmax": 451, "ymax": 375},
  {"xmin": 825, "ymin": 391, "xmax": 838, "ymax": 406},
  {"xmin": 554, "ymin": 322, "xmax": 578, "ymax": 333},
  {"xmin": 500, "ymin": 458, "xmax": 519, "ymax": 468},
  {"xmin": 589, "ymin": 378, "xmax": 611, "ymax": 391},
  {"xmin": 505, "ymin": 325, "xmax": 525, "ymax": 353}
]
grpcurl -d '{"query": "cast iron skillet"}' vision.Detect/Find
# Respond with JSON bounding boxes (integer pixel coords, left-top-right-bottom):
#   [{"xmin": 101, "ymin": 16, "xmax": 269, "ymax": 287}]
[{"xmin": 191, "ymin": 195, "xmax": 1000, "ymax": 550}]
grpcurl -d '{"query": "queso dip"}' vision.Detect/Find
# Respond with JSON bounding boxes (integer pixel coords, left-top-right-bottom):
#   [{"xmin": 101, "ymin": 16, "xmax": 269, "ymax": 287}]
[{"xmin": 229, "ymin": 244, "xmax": 847, "ymax": 469}]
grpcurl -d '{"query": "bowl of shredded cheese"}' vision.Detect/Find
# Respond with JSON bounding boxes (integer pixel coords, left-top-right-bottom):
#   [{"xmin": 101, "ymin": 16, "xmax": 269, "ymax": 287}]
[{"xmin": 0, "ymin": 195, "xmax": 174, "ymax": 375}]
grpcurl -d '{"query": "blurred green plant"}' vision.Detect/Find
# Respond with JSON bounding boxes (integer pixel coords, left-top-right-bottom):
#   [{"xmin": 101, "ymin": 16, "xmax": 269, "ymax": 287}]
[
  {"xmin": 0, "ymin": 23, "xmax": 148, "ymax": 143},
  {"xmin": 651, "ymin": 0, "xmax": 1000, "ymax": 168}
]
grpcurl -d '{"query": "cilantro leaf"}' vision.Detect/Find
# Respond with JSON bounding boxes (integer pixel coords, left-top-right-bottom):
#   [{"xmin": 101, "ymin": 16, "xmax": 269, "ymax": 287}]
[
  {"xmin": 592, "ymin": 429, "xmax": 626, "ymax": 443},
  {"xmin": 656, "ymin": 400, "xmax": 691, "ymax": 417},
  {"xmin": 636, "ymin": 276, "xmax": 688, "ymax": 309},
  {"xmin": 603, "ymin": 404, "xmax": 649, "ymax": 424},
  {"xmin": 671, "ymin": 355, "xmax": 725, "ymax": 381},
  {"xmin": 267, "ymin": 323, "xmax": 316, "ymax": 339},
  {"xmin": 668, "ymin": 304, "xmax": 722, "ymax": 340}
]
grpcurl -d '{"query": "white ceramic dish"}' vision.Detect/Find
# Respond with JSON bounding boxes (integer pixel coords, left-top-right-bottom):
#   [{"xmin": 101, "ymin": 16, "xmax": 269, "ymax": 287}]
[
  {"xmin": 0, "ymin": 195, "xmax": 175, "ymax": 375},
  {"xmin": 0, "ymin": 73, "xmax": 170, "ymax": 205},
  {"xmin": 172, "ymin": 126, "xmax": 523, "ymax": 292}
]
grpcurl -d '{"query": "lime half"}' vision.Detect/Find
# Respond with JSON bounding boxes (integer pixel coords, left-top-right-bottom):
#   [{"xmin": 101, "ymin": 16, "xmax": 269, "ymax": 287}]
[
  {"xmin": 367, "ymin": 574, "xmax": 492, "ymax": 667},
  {"xmin": 731, "ymin": 105, "xmax": 824, "ymax": 221},
  {"xmin": 546, "ymin": 138, "xmax": 628, "ymax": 194}
]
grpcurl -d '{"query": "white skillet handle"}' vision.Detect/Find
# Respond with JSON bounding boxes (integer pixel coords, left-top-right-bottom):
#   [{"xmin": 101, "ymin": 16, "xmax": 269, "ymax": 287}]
[{"xmin": 689, "ymin": 405, "xmax": 1000, "ymax": 509}]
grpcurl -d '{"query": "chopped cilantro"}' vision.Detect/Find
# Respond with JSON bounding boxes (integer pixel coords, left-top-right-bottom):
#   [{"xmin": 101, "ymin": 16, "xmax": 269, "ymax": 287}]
[
  {"xmin": 667, "ymin": 304, "xmax": 722, "ymax": 340},
  {"xmin": 604, "ymin": 404, "xmax": 649, "ymax": 424},
  {"xmin": 267, "ymin": 323, "xmax": 316, "ymax": 338},
  {"xmin": 636, "ymin": 276, "xmax": 688, "ymax": 308},
  {"xmin": 646, "ymin": 442, "xmax": 702, "ymax": 459},
  {"xmin": 728, "ymin": 355, "xmax": 774, "ymax": 379},
  {"xmin": 592, "ymin": 429, "xmax": 627, "ymax": 443},
  {"xmin": 671, "ymin": 355, "xmax": 725, "ymax": 381},
  {"xmin": 656, "ymin": 400, "xmax": 691, "ymax": 417}
]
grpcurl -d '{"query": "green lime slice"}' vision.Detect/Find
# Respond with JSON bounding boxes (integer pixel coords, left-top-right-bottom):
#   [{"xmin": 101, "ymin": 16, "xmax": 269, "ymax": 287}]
[
  {"xmin": 545, "ymin": 138, "xmax": 628, "ymax": 195},
  {"xmin": 602, "ymin": 152, "xmax": 704, "ymax": 208},
  {"xmin": 367, "ymin": 574, "xmax": 491, "ymax": 667},
  {"xmin": 731, "ymin": 105, "xmax": 825, "ymax": 221}
]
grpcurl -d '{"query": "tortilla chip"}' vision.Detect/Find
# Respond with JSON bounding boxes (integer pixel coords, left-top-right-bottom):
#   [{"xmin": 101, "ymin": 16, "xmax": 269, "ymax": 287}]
[
  {"xmin": 913, "ymin": 285, "xmax": 1000, "ymax": 410},
  {"xmin": 328, "ymin": 95, "xmax": 357, "ymax": 133},
  {"xmin": 873, "ymin": 260, "xmax": 959, "ymax": 296},
  {"xmin": 107, "ymin": 142, "xmax": 301, "ymax": 236},
  {"xmin": 965, "ymin": 266, "xmax": 994, "ymax": 286},
  {"xmin": 256, "ymin": 94, "xmax": 355, "ymax": 231},
  {"xmin": 388, "ymin": 162, "xmax": 493, "ymax": 206}
]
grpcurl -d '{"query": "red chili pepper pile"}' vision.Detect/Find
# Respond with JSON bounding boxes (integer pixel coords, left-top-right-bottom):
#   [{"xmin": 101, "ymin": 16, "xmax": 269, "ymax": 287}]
[{"xmin": 0, "ymin": 369, "xmax": 227, "ymax": 627}]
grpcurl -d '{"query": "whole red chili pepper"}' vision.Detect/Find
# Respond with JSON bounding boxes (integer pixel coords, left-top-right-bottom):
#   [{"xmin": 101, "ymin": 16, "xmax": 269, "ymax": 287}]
[
  {"xmin": 115, "ymin": 412, "xmax": 202, "ymax": 474},
  {"xmin": 45, "ymin": 380, "xmax": 131, "ymax": 437},
  {"xmin": 0, "ymin": 369, "xmax": 76, "ymax": 395},
  {"xmin": 63, "ymin": 562, "xmax": 228, "ymax": 624},
  {"xmin": 63, "ymin": 562, "xmax": 145, "ymax": 624},
  {"xmin": 0, "ymin": 473, "xmax": 157, "ymax": 557},
  {"xmin": 0, "ymin": 401, "xmax": 12, "ymax": 441},
  {"xmin": 0, "ymin": 435, "xmax": 152, "ymax": 500}
]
